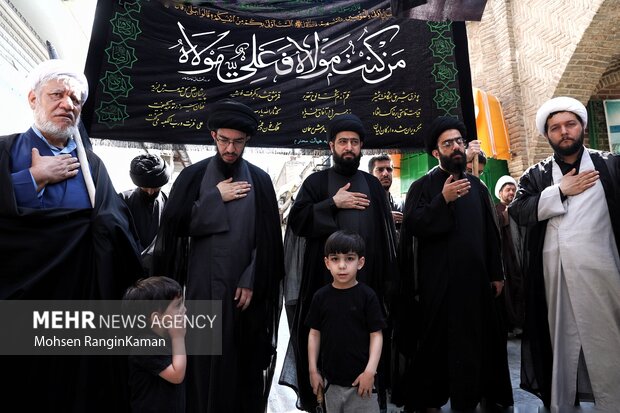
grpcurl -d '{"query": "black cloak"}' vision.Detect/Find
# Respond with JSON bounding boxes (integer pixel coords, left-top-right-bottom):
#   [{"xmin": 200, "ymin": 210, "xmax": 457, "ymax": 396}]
[
  {"xmin": 0, "ymin": 133, "xmax": 143, "ymax": 412},
  {"xmin": 495, "ymin": 202, "xmax": 525, "ymax": 331},
  {"xmin": 120, "ymin": 187, "xmax": 167, "ymax": 251},
  {"xmin": 508, "ymin": 149, "xmax": 620, "ymax": 406},
  {"xmin": 397, "ymin": 166, "xmax": 513, "ymax": 410}
]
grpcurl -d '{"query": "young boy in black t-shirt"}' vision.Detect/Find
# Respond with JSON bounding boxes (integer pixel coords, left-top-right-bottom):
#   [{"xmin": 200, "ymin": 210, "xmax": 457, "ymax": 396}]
[
  {"xmin": 123, "ymin": 276, "xmax": 186, "ymax": 413},
  {"xmin": 306, "ymin": 230, "xmax": 387, "ymax": 412}
]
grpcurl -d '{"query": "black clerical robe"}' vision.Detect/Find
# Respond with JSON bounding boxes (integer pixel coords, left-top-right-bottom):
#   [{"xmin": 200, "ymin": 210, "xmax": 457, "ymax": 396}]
[
  {"xmin": 120, "ymin": 188, "xmax": 167, "ymax": 252},
  {"xmin": 0, "ymin": 133, "xmax": 143, "ymax": 412},
  {"xmin": 398, "ymin": 166, "xmax": 513, "ymax": 410},
  {"xmin": 152, "ymin": 156, "xmax": 283, "ymax": 413},
  {"xmin": 495, "ymin": 202, "xmax": 525, "ymax": 331},
  {"xmin": 279, "ymin": 167, "xmax": 398, "ymax": 411},
  {"xmin": 508, "ymin": 149, "xmax": 620, "ymax": 406},
  {"xmin": 388, "ymin": 191, "xmax": 404, "ymax": 234}
]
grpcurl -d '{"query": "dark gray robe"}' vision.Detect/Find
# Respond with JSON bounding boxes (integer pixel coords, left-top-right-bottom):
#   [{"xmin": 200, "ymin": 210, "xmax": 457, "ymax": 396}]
[
  {"xmin": 186, "ymin": 158, "xmax": 257, "ymax": 412},
  {"xmin": 153, "ymin": 155, "xmax": 283, "ymax": 413}
]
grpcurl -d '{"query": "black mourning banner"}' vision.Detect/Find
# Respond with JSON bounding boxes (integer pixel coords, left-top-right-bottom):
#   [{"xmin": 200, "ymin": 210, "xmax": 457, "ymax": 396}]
[{"xmin": 83, "ymin": 0, "xmax": 467, "ymax": 150}]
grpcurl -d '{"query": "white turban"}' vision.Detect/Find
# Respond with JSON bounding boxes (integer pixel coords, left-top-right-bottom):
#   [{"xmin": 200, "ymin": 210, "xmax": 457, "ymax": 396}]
[
  {"xmin": 26, "ymin": 59, "xmax": 89, "ymax": 103},
  {"xmin": 535, "ymin": 96, "xmax": 587, "ymax": 136},
  {"xmin": 494, "ymin": 175, "xmax": 517, "ymax": 199}
]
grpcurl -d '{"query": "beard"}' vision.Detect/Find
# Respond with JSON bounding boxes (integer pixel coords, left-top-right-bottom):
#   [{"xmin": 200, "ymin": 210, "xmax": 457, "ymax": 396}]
[
  {"xmin": 439, "ymin": 149, "xmax": 466, "ymax": 174},
  {"xmin": 332, "ymin": 150, "xmax": 361, "ymax": 176},
  {"xmin": 214, "ymin": 149, "xmax": 243, "ymax": 178},
  {"xmin": 34, "ymin": 105, "xmax": 78, "ymax": 141},
  {"xmin": 138, "ymin": 189, "xmax": 160, "ymax": 202},
  {"xmin": 548, "ymin": 130, "xmax": 584, "ymax": 157}
]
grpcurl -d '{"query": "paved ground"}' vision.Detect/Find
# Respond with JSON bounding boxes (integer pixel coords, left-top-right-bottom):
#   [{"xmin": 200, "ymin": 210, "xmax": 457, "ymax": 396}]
[{"xmin": 267, "ymin": 314, "xmax": 596, "ymax": 413}]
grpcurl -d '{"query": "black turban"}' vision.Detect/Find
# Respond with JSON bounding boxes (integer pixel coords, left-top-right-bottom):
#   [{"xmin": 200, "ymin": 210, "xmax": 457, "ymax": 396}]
[
  {"xmin": 130, "ymin": 154, "xmax": 170, "ymax": 188},
  {"xmin": 326, "ymin": 114, "xmax": 366, "ymax": 142},
  {"xmin": 424, "ymin": 116, "xmax": 467, "ymax": 155},
  {"xmin": 206, "ymin": 99, "xmax": 259, "ymax": 136}
]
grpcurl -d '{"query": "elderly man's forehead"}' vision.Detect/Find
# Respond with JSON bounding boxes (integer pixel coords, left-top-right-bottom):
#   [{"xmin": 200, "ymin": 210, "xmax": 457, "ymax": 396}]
[
  {"xmin": 41, "ymin": 77, "xmax": 80, "ymax": 89},
  {"xmin": 41, "ymin": 75, "xmax": 84, "ymax": 91},
  {"xmin": 27, "ymin": 60, "xmax": 87, "ymax": 90},
  {"xmin": 37, "ymin": 76, "xmax": 86, "ymax": 98}
]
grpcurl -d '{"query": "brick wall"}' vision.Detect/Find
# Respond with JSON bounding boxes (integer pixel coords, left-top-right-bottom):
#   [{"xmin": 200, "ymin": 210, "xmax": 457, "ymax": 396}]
[
  {"xmin": 467, "ymin": 0, "xmax": 618, "ymax": 177},
  {"xmin": 589, "ymin": 66, "xmax": 620, "ymax": 152}
]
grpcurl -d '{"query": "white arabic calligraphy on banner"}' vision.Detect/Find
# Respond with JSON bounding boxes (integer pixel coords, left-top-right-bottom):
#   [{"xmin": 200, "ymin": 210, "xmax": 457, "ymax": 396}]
[{"xmin": 171, "ymin": 22, "xmax": 406, "ymax": 85}]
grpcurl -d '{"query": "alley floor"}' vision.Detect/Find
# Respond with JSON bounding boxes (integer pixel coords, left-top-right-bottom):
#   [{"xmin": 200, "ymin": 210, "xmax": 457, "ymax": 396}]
[{"xmin": 267, "ymin": 313, "xmax": 597, "ymax": 413}]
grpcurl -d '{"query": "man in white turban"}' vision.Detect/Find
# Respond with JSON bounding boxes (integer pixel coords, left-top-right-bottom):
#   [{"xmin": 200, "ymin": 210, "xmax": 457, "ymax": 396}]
[
  {"xmin": 509, "ymin": 96, "xmax": 620, "ymax": 412},
  {"xmin": 0, "ymin": 60, "xmax": 142, "ymax": 411},
  {"xmin": 494, "ymin": 175, "xmax": 526, "ymax": 338}
]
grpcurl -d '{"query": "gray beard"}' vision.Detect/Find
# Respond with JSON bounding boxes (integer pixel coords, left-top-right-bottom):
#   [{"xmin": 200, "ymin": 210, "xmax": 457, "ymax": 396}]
[{"xmin": 34, "ymin": 106, "xmax": 78, "ymax": 142}]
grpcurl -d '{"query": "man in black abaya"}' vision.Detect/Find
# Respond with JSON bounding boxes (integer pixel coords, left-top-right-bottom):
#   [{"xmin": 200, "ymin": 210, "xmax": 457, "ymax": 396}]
[
  {"xmin": 279, "ymin": 114, "xmax": 398, "ymax": 411},
  {"xmin": 120, "ymin": 153, "xmax": 170, "ymax": 271},
  {"xmin": 398, "ymin": 116, "xmax": 513, "ymax": 412},
  {"xmin": 494, "ymin": 175, "xmax": 525, "ymax": 338},
  {"xmin": 509, "ymin": 97, "xmax": 620, "ymax": 411},
  {"xmin": 153, "ymin": 99, "xmax": 284, "ymax": 413},
  {"xmin": 0, "ymin": 59, "xmax": 143, "ymax": 412}
]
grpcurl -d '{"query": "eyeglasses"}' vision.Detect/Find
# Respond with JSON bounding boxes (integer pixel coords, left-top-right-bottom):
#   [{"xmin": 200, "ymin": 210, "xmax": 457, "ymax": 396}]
[
  {"xmin": 438, "ymin": 137, "xmax": 465, "ymax": 149},
  {"xmin": 214, "ymin": 135, "xmax": 248, "ymax": 148}
]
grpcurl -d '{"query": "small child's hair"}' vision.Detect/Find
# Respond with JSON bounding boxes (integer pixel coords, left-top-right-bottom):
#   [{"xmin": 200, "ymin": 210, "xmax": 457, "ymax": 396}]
[
  {"xmin": 122, "ymin": 276, "xmax": 182, "ymax": 316},
  {"xmin": 324, "ymin": 230, "xmax": 365, "ymax": 257}
]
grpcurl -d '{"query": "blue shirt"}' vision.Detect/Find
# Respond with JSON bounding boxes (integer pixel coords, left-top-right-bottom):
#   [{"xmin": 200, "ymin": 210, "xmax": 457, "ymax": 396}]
[{"xmin": 10, "ymin": 127, "xmax": 90, "ymax": 209}]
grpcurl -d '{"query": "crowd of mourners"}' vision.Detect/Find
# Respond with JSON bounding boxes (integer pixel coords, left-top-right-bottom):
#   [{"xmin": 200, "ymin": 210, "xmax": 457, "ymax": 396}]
[{"xmin": 2, "ymin": 59, "xmax": 619, "ymax": 413}]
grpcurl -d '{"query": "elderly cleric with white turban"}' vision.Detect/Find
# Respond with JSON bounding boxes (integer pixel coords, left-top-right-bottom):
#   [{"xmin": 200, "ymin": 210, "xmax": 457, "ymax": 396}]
[
  {"xmin": 5, "ymin": 59, "xmax": 101, "ymax": 209},
  {"xmin": 27, "ymin": 58, "xmax": 89, "ymax": 104},
  {"xmin": 508, "ymin": 96, "xmax": 620, "ymax": 411},
  {"xmin": 0, "ymin": 60, "xmax": 143, "ymax": 412}
]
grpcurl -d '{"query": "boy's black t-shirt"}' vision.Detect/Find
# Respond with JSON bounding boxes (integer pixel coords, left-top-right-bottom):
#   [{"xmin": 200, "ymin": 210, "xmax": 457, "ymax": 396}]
[
  {"xmin": 128, "ymin": 333, "xmax": 185, "ymax": 413},
  {"xmin": 305, "ymin": 282, "xmax": 387, "ymax": 386}
]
